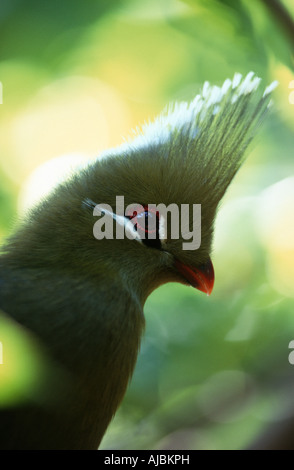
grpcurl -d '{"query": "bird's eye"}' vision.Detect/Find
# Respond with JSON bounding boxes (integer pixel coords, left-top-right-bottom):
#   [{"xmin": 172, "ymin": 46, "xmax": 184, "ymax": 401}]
[{"xmin": 125, "ymin": 205, "xmax": 161, "ymax": 249}]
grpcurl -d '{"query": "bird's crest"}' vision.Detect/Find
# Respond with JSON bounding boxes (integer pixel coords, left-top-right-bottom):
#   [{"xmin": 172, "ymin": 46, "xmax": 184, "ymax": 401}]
[{"xmin": 114, "ymin": 72, "xmax": 278, "ymax": 210}]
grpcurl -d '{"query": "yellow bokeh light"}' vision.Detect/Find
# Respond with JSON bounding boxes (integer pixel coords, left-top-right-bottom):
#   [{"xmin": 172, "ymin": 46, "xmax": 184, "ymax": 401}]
[
  {"xmin": 256, "ymin": 177, "xmax": 294, "ymax": 298},
  {"xmin": 1, "ymin": 76, "xmax": 132, "ymax": 185},
  {"xmin": 18, "ymin": 153, "xmax": 90, "ymax": 213}
]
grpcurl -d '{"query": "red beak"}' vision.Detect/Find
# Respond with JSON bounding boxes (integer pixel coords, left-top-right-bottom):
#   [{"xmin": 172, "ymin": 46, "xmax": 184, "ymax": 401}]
[{"xmin": 175, "ymin": 257, "xmax": 215, "ymax": 296}]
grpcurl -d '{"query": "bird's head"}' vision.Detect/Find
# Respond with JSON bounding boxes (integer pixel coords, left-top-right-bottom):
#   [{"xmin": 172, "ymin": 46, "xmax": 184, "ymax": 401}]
[
  {"xmin": 7, "ymin": 73, "xmax": 277, "ymax": 305},
  {"xmin": 72, "ymin": 72, "xmax": 277, "ymax": 302}
]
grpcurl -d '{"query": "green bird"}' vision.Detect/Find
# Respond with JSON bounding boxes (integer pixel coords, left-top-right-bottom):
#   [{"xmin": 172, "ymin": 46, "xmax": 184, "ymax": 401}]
[{"xmin": 0, "ymin": 72, "xmax": 277, "ymax": 449}]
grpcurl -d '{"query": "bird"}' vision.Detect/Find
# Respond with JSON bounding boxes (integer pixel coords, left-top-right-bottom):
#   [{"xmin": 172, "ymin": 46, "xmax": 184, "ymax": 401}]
[{"xmin": 0, "ymin": 72, "xmax": 277, "ymax": 450}]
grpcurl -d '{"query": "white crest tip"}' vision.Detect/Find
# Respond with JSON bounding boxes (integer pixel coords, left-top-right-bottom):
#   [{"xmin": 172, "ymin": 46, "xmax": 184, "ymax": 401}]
[
  {"xmin": 221, "ymin": 78, "xmax": 232, "ymax": 95},
  {"xmin": 232, "ymin": 73, "xmax": 242, "ymax": 89},
  {"xmin": 263, "ymin": 80, "xmax": 279, "ymax": 96}
]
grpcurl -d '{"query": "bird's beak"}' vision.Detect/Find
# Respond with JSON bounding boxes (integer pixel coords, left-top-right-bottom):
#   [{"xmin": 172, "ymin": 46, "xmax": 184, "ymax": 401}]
[{"xmin": 174, "ymin": 257, "xmax": 215, "ymax": 296}]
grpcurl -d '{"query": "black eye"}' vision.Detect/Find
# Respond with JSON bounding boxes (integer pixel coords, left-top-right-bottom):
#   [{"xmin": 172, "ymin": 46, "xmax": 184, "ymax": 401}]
[{"xmin": 126, "ymin": 205, "xmax": 161, "ymax": 249}]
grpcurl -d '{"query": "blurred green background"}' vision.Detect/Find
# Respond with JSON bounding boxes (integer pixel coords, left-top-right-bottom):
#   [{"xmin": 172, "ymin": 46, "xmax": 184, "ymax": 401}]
[{"xmin": 0, "ymin": 0, "xmax": 294, "ymax": 450}]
